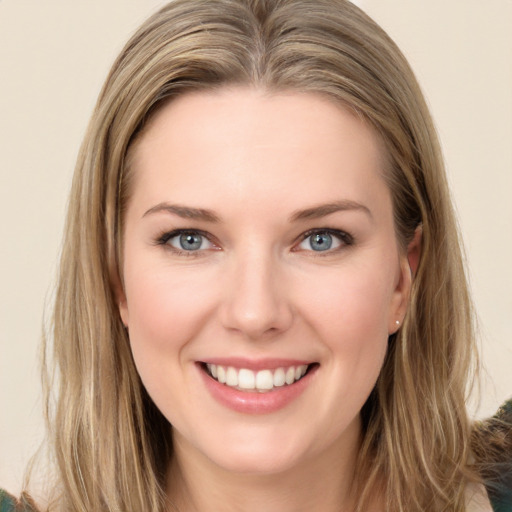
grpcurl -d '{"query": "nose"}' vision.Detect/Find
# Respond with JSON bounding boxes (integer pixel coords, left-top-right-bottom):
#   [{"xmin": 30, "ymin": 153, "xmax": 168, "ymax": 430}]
[{"xmin": 219, "ymin": 248, "xmax": 294, "ymax": 340}]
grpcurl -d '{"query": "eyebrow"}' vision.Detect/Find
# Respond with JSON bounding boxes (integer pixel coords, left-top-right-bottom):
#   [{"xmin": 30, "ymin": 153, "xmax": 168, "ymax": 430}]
[
  {"xmin": 289, "ymin": 200, "xmax": 373, "ymax": 222},
  {"xmin": 143, "ymin": 203, "xmax": 220, "ymax": 222},
  {"xmin": 143, "ymin": 199, "xmax": 372, "ymax": 223}
]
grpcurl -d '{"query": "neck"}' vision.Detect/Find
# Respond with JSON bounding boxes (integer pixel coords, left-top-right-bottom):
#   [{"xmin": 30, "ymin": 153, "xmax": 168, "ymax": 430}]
[{"xmin": 166, "ymin": 418, "xmax": 363, "ymax": 512}]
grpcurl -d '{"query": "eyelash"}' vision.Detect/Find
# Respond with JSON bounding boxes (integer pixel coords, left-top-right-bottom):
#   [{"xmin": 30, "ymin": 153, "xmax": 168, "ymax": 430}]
[
  {"xmin": 155, "ymin": 229, "xmax": 217, "ymax": 257},
  {"xmin": 155, "ymin": 227, "xmax": 354, "ymax": 256},
  {"xmin": 297, "ymin": 228, "xmax": 354, "ymax": 254}
]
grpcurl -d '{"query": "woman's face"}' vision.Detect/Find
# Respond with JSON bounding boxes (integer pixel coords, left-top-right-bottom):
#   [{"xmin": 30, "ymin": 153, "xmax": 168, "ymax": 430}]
[{"xmin": 119, "ymin": 87, "xmax": 413, "ymax": 476}]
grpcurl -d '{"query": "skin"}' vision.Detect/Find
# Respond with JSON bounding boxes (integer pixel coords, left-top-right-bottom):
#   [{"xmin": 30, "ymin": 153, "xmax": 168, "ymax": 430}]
[{"xmin": 119, "ymin": 87, "xmax": 417, "ymax": 512}]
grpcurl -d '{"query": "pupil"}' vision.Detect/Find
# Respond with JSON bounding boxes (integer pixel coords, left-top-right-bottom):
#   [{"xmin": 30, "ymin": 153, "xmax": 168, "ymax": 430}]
[
  {"xmin": 180, "ymin": 233, "xmax": 202, "ymax": 250},
  {"xmin": 311, "ymin": 233, "xmax": 332, "ymax": 251}
]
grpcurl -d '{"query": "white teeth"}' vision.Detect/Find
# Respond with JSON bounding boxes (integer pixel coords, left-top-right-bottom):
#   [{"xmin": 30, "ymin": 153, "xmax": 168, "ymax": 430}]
[
  {"xmin": 285, "ymin": 367, "xmax": 295, "ymax": 385},
  {"xmin": 205, "ymin": 363, "xmax": 310, "ymax": 392},
  {"xmin": 226, "ymin": 367, "xmax": 238, "ymax": 386},
  {"xmin": 238, "ymin": 369, "xmax": 255, "ymax": 390},
  {"xmin": 217, "ymin": 365, "xmax": 226, "ymax": 384},
  {"xmin": 273, "ymin": 367, "xmax": 286, "ymax": 387},
  {"xmin": 256, "ymin": 370, "xmax": 273, "ymax": 390}
]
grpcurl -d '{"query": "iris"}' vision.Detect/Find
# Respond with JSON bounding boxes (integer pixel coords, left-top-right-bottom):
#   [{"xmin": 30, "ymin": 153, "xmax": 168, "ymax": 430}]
[
  {"xmin": 309, "ymin": 232, "xmax": 333, "ymax": 251},
  {"xmin": 180, "ymin": 233, "xmax": 203, "ymax": 251}
]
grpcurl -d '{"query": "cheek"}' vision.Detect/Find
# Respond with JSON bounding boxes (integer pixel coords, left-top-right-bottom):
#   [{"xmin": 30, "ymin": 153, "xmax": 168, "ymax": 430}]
[
  {"xmin": 122, "ymin": 264, "xmax": 220, "ymax": 433},
  {"xmin": 122, "ymin": 260, "xmax": 214, "ymax": 383},
  {"xmin": 296, "ymin": 259, "xmax": 394, "ymax": 388},
  {"xmin": 300, "ymin": 259, "xmax": 395, "ymax": 340}
]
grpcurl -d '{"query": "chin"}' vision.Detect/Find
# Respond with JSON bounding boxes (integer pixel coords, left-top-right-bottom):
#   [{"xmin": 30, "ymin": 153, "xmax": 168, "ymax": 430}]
[
  {"xmin": 209, "ymin": 445, "xmax": 308, "ymax": 476},
  {"xmin": 178, "ymin": 421, "xmax": 318, "ymax": 477}
]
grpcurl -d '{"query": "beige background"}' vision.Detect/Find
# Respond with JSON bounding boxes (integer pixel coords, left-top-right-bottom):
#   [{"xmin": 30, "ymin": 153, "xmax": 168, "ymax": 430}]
[{"xmin": 1, "ymin": 0, "xmax": 511, "ymax": 495}]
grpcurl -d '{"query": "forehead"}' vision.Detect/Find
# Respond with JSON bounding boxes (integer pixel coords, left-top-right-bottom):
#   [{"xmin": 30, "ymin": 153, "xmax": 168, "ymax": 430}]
[{"xmin": 127, "ymin": 87, "xmax": 391, "ymax": 220}]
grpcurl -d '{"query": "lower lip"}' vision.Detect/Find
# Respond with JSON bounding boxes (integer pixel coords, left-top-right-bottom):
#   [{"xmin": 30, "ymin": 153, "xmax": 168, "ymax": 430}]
[{"xmin": 198, "ymin": 364, "xmax": 317, "ymax": 414}]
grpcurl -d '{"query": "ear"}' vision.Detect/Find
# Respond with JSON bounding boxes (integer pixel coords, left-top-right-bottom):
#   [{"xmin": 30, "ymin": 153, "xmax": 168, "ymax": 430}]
[
  {"xmin": 407, "ymin": 225, "xmax": 422, "ymax": 277},
  {"xmin": 119, "ymin": 294, "xmax": 129, "ymax": 328},
  {"xmin": 111, "ymin": 272, "xmax": 129, "ymax": 328},
  {"xmin": 388, "ymin": 226, "xmax": 422, "ymax": 334}
]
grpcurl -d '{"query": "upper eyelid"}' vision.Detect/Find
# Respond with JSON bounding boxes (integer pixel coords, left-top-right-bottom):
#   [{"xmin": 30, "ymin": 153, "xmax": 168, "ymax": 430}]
[
  {"xmin": 155, "ymin": 229, "xmax": 216, "ymax": 252},
  {"xmin": 158, "ymin": 228, "xmax": 213, "ymax": 242},
  {"xmin": 298, "ymin": 227, "xmax": 353, "ymax": 243}
]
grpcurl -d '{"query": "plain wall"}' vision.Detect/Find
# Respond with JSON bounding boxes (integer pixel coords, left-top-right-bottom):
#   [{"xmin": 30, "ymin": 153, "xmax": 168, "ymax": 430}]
[{"xmin": 1, "ymin": 0, "xmax": 511, "ymax": 495}]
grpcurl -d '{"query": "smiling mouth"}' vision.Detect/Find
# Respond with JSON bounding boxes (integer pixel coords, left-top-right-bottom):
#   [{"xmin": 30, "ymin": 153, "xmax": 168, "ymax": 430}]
[{"xmin": 202, "ymin": 363, "xmax": 316, "ymax": 393}]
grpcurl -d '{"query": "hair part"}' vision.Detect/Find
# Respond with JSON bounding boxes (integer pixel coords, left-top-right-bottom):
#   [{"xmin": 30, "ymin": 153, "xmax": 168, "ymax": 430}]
[{"xmin": 39, "ymin": 1, "xmax": 478, "ymax": 510}]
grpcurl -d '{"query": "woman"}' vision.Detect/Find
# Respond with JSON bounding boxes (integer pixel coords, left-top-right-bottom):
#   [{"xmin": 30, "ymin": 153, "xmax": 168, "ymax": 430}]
[{"xmin": 1, "ymin": 0, "xmax": 510, "ymax": 510}]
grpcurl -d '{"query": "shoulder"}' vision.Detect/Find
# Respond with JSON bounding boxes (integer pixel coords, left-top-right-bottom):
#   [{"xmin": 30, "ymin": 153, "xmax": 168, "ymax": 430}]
[
  {"xmin": 494, "ymin": 399, "xmax": 512, "ymax": 424},
  {"xmin": 472, "ymin": 398, "xmax": 512, "ymax": 512},
  {"xmin": 0, "ymin": 489, "xmax": 17, "ymax": 512},
  {"xmin": 0, "ymin": 490, "xmax": 38, "ymax": 512}
]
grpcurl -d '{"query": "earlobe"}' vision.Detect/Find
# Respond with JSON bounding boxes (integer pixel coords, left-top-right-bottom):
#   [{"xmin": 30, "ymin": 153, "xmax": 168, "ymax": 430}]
[
  {"xmin": 388, "ymin": 226, "xmax": 422, "ymax": 334},
  {"xmin": 119, "ymin": 298, "xmax": 129, "ymax": 328},
  {"xmin": 388, "ymin": 258, "xmax": 412, "ymax": 334}
]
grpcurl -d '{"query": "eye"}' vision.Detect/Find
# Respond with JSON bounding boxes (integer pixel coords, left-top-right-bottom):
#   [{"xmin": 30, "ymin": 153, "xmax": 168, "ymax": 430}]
[
  {"xmin": 296, "ymin": 229, "xmax": 352, "ymax": 252},
  {"xmin": 158, "ymin": 230, "xmax": 215, "ymax": 252}
]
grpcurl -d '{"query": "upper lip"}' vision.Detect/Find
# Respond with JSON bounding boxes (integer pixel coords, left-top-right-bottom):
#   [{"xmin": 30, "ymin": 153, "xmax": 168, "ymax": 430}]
[{"xmin": 199, "ymin": 357, "xmax": 315, "ymax": 371}]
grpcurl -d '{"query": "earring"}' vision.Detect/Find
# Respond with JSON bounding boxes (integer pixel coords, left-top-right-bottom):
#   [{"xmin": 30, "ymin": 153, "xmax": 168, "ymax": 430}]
[{"xmin": 395, "ymin": 320, "xmax": 400, "ymax": 326}]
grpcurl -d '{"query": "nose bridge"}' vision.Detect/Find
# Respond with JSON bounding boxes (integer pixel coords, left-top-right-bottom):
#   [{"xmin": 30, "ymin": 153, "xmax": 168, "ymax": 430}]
[{"xmin": 220, "ymin": 243, "xmax": 292, "ymax": 338}]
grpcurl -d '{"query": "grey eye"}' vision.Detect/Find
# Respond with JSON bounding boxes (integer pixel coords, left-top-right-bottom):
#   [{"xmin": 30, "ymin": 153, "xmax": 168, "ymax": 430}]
[
  {"xmin": 297, "ymin": 231, "xmax": 345, "ymax": 252},
  {"xmin": 309, "ymin": 232, "xmax": 333, "ymax": 251},
  {"xmin": 178, "ymin": 233, "xmax": 203, "ymax": 251},
  {"xmin": 165, "ymin": 232, "xmax": 213, "ymax": 251}
]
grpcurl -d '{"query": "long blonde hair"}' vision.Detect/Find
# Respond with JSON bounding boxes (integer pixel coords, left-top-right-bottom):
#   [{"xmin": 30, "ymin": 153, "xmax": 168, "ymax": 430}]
[{"xmin": 42, "ymin": 0, "xmax": 477, "ymax": 510}]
